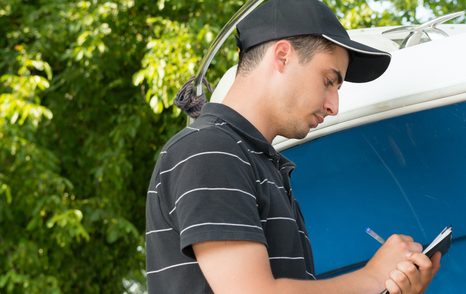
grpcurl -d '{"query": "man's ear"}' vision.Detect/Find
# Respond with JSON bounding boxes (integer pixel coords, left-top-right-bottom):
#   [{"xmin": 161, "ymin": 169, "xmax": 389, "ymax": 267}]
[{"xmin": 272, "ymin": 40, "xmax": 292, "ymax": 72}]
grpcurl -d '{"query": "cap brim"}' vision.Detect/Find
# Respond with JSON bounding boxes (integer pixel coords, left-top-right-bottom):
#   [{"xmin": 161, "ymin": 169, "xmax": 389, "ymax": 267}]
[{"xmin": 322, "ymin": 34, "xmax": 391, "ymax": 83}]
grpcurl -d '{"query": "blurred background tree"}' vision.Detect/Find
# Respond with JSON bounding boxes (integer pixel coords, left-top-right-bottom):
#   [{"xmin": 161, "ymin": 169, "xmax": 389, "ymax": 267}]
[{"xmin": 0, "ymin": 0, "xmax": 464, "ymax": 293}]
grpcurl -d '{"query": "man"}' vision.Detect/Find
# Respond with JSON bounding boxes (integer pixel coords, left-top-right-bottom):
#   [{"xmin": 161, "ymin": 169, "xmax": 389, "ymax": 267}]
[{"xmin": 146, "ymin": 0, "xmax": 441, "ymax": 293}]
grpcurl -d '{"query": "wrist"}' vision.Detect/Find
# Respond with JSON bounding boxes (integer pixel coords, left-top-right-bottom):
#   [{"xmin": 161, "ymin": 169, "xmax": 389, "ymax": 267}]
[{"xmin": 359, "ymin": 264, "xmax": 385, "ymax": 292}]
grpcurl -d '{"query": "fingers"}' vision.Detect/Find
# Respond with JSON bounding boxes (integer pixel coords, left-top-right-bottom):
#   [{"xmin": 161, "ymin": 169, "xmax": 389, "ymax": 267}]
[
  {"xmin": 408, "ymin": 242, "xmax": 423, "ymax": 254},
  {"xmin": 386, "ymin": 234, "xmax": 423, "ymax": 254},
  {"xmin": 398, "ymin": 234, "xmax": 423, "ymax": 253},
  {"xmin": 430, "ymin": 252, "xmax": 442, "ymax": 275},
  {"xmin": 385, "ymin": 278, "xmax": 402, "ymax": 294},
  {"xmin": 389, "ymin": 268, "xmax": 411, "ymax": 289},
  {"xmin": 386, "ymin": 261, "xmax": 419, "ymax": 293},
  {"xmin": 398, "ymin": 234, "xmax": 414, "ymax": 242},
  {"xmin": 385, "ymin": 252, "xmax": 442, "ymax": 294},
  {"xmin": 407, "ymin": 252, "xmax": 436, "ymax": 284}
]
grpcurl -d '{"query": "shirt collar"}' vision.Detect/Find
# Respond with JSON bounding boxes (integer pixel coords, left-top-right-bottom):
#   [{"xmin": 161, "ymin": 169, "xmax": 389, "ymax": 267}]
[{"xmin": 199, "ymin": 103, "xmax": 279, "ymax": 158}]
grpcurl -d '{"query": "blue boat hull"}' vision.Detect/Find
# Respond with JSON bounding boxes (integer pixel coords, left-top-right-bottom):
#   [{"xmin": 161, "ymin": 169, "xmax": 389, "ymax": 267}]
[{"xmin": 282, "ymin": 101, "xmax": 466, "ymax": 292}]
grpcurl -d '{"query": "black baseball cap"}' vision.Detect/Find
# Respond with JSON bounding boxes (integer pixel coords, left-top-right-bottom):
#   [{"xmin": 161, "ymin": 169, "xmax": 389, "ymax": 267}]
[{"xmin": 236, "ymin": 0, "xmax": 391, "ymax": 83}]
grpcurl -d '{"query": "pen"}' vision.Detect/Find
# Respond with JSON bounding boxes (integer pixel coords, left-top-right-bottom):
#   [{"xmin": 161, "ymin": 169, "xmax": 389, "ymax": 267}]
[
  {"xmin": 366, "ymin": 228, "xmax": 389, "ymax": 294},
  {"xmin": 366, "ymin": 227, "xmax": 385, "ymax": 244}
]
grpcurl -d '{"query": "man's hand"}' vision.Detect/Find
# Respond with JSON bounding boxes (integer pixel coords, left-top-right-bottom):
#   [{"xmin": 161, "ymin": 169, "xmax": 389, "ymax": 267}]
[
  {"xmin": 364, "ymin": 234, "xmax": 441, "ymax": 293},
  {"xmin": 385, "ymin": 252, "xmax": 441, "ymax": 294},
  {"xmin": 364, "ymin": 234, "xmax": 423, "ymax": 285}
]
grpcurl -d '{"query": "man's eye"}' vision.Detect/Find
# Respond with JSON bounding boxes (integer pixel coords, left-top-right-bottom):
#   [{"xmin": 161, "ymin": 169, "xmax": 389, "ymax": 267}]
[{"xmin": 325, "ymin": 79, "xmax": 334, "ymax": 87}]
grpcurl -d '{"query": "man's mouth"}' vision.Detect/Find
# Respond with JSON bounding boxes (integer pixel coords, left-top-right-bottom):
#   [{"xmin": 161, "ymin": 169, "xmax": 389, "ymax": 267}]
[{"xmin": 316, "ymin": 115, "xmax": 324, "ymax": 124}]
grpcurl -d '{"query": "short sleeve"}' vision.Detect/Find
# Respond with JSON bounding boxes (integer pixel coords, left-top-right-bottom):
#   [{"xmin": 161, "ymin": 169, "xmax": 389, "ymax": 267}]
[{"xmin": 159, "ymin": 128, "xmax": 267, "ymax": 258}]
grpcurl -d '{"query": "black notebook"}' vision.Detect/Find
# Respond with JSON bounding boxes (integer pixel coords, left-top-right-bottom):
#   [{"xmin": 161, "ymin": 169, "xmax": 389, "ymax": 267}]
[
  {"xmin": 422, "ymin": 226, "xmax": 452, "ymax": 258},
  {"xmin": 381, "ymin": 226, "xmax": 453, "ymax": 294}
]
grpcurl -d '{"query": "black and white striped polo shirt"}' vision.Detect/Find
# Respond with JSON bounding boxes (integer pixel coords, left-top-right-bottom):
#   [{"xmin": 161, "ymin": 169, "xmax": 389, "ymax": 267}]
[{"xmin": 146, "ymin": 103, "xmax": 315, "ymax": 293}]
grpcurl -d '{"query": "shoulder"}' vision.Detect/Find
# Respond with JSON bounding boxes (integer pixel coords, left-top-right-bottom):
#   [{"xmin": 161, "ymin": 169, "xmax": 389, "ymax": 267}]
[
  {"xmin": 155, "ymin": 123, "xmax": 253, "ymax": 176},
  {"xmin": 162, "ymin": 122, "xmax": 245, "ymax": 158}
]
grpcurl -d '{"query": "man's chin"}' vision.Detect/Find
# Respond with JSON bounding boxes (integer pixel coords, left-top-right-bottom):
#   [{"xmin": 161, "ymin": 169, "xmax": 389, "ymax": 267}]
[
  {"xmin": 295, "ymin": 131, "xmax": 308, "ymax": 140},
  {"xmin": 279, "ymin": 126, "xmax": 310, "ymax": 140},
  {"xmin": 289, "ymin": 129, "xmax": 309, "ymax": 140}
]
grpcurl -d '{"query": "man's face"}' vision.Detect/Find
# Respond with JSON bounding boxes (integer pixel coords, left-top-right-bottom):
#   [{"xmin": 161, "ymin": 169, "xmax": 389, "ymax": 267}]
[{"xmin": 276, "ymin": 45, "xmax": 349, "ymax": 139}]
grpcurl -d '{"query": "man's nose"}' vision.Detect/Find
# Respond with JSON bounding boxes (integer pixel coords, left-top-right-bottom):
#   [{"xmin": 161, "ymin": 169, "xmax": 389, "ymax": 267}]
[{"xmin": 324, "ymin": 90, "xmax": 339, "ymax": 116}]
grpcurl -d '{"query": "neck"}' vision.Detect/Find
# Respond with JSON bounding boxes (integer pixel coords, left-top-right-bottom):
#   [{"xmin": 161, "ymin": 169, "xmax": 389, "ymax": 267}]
[{"xmin": 222, "ymin": 71, "xmax": 278, "ymax": 143}]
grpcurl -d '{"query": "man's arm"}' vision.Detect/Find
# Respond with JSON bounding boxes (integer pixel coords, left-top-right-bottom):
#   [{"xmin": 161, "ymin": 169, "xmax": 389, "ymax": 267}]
[{"xmin": 193, "ymin": 235, "xmax": 440, "ymax": 294}]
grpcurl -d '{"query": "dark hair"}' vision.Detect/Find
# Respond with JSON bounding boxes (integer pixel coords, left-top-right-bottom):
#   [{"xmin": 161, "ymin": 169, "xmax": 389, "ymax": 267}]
[{"xmin": 237, "ymin": 35, "xmax": 337, "ymax": 75}]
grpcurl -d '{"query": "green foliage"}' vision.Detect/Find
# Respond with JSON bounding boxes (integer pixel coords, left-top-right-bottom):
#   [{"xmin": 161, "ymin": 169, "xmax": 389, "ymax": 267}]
[
  {"xmin": 133, "ymin": 17, "xmax": 200, "ymax": 114},
  {"xmin": 0, "ymin": 0, "xmax": 462, "ymax": 293}
]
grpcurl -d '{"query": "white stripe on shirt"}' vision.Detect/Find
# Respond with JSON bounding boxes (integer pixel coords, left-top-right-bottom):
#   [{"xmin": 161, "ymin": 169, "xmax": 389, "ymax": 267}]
[
  {"xmin": 256, "ymin": 179, "xmax": 284, "ymax": 190},
  {"xmin": 306, "ymin": 271, "xmax": 317, "ymax": 279},
  {"xmin": 148, "ymin": 182, "xmax": 162, "ymax": 195},
  {"xmin": 169, "ymin": 187, "xmax": 257, "ymax": 215},
  {"xmin": 248, "ymin": 149, "xmax": 264, "ymax": 155},
  {"xmin": 160, "ymin": 151, "xmax": 251, "ymax": 175},
  {"xmin": 299, "ymin": 230, "xmax": 311, "ymax": 243},
  {"xmin": 146, "ymin": 228, "xmax": 173, "ymax": 235},
  {"xmin": 269, "ymin": 256, "xmax": 305, "ymax": 260},
  {"xmin": 180, "ymin": 222, "xmax": 263, "ymax": 236},
  {"xmin": 266, "ymin": 217, "xmax": 296, "ymax": 222},
  {"xmin": 146, "ymin": 261, "xmax": 198, "ymax": 275}
]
